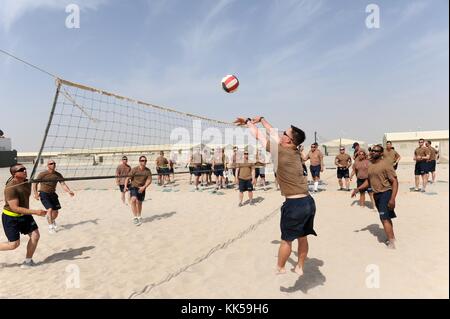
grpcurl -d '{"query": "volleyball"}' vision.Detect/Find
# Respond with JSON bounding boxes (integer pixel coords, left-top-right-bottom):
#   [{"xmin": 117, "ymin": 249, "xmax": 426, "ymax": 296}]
[{"xmin": 221, "ymin": 74, "xmax": 239, "ymax": 93}]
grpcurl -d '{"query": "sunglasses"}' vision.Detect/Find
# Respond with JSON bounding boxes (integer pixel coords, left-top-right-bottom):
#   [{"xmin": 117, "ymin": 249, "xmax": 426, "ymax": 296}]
[
  {"xmin": 244, "ymin": 153, "xmax": 249, "ymax": 155},
  {"xmin": 283, "ymin": 131, "xmax": 294, "ymax": 142},
  {"xmin": 48, "ymin": 162, "xmax": 56, "ymax": 165},
  {"xmin": 15, "ymin": 167, "xmax": 27, "ymax": 173},
  {"xmin": 139, "ymin": 159, "xmax": 147, "ymax": 162},
  {"xmin": 122, "ymin": 158, "xmax": 128, "ymax": 161},
  {"xmin": 371, "ymin": 149, "xmax": 383, "ymax": 153},
  {"xmin": 340, "ymin": 149, "xmax": 345, "ymax": 151}
]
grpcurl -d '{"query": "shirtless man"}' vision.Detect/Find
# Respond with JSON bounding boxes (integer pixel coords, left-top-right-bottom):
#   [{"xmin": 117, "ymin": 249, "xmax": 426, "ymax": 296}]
[
  {"xmin": 335, "ymin": 147, "xmax": 352, "ymax": 191},
  {"xmin": 303, "ymin": 143, "xmax": 324, "ymax": 193}
]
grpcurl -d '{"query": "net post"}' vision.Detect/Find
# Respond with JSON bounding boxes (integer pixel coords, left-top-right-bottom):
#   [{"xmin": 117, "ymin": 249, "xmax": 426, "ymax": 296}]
[{"xmin": 30, "ymin": 79, "xmax": 62, "ymax": 182}]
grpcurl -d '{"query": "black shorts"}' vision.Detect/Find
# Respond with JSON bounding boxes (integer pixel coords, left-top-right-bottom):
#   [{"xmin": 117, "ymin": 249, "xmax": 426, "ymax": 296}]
[
  {"xmin": 39, "ymin": 192, "xmax": 61, "ymax": 210},
  {"xmin": 159, "ymin": 167, "xmax": 170, "ymax": 176},
  {"xmin": 280, "ymin": 196, "xmax": 317, "ymax": 241},
  {"xmin": 255, "ymin": 167, "xmax": 266, "ymax": 178},
  {"xmin": 337, "ymin": 167, "xmax": 350, "ymax": 179},
  {"xmin": 129, "ymin": 187, "xmax": 146, "ymax": 202},
  {"xmin": 238, "ymin": 179, "xmax": 253, "ymax": 192},
  {"xmin": 415, "ymin": 162, "xmax": 427, "ymax": 176},
  {"xmin": 310, "ymin": 165, "xmax": 321, "ymax": 178},
  {"xmin": 119, "ymin": 183, "xmax": 131, "ymax": 193},
  {"xmin": 374, "ymin": 190, "xmax": 397, "ymax": 220},
  {"xmin": 393, "ymin": 163, "xmax": 398, "ymax": 170},
  {"xmin": 2, "ymin": 213, "xmax": 39, "ymax": 242},
  {"xmin": 214, "ymin": 164, "xmax": 224, "ymax": 177},
  {"xmin": 189, "ymin": 166, "xmax": 194, "ymax": 174},
  {"xmin": 206, "ymin": 164, "xmax": 212, "ymax": 174},
  {"xmin": 356, "ymin": 178, "xmax": 373, "ymax": 193},
  {"xmin": 427, "ymin": 160, "xmax": 436, "ymax": 173}
]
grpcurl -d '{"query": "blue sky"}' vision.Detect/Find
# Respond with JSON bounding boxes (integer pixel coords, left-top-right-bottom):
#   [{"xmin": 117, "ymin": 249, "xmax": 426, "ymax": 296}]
[{"xmin": 0, "ymin": 0, "xmax": 448, "ymax": 151}]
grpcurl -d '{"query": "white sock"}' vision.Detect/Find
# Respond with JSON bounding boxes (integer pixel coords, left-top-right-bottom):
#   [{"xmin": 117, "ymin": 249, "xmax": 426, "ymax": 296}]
[
  {"xmin": 314, "ymin": 182, "xmax": 319, "ymax": 191},
  {"xmin": 25, "ymin": 258, "xmax": 32, "ymax": 263}
]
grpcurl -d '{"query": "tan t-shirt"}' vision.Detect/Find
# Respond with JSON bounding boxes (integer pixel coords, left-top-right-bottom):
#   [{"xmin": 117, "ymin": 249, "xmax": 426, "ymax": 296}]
[
  {"xmin": 267, "ymin": 141, "xmax": 308, "ymax": 196},
  {"xmin": 116, "ymin": 164, "xmax": 131, "ymax": 185},
  {"xmin": 306, "ymin": 150, "xmax": 323, "ymax": 166},
  {"xmin": 36, "ymin": 170, "xmax": 64, "ymax": 193},
  {"xmin": 368, "ymin": 160, "xmax": 397, "ymax": 193},
  {"xmin": 130, "ymin": 166, "xmax": 152, "ymax": 188},
  {"xmin": 353, "ymin": 159, "xmax": 370, "ymax": 179},
  {"xmin": 335, "ymin": 153, "xmax": 352, "ymax": 167},
  {"xmin": 383, "ymin": 149, "xmax": 400, "ymax": 166},
  {"xmin": 428, "ymin": 147, "xmax": 437, "ymax": 161},
  {"xmin": 4, "ymin": 179, "xmax": 31, "ymax": 213},
  {"xmin": 415, "ymin": 147, "xmax": 430, "ymax": 162},
  {"xmin": 237, "ymin": 161, "xmax": 254, "ymax": 180},
  {"xmin": 156, "ymin": 156, "xmax": 169, "ymax": 168},
  {"xmin": 192, "ymin": 152, "xmax": 202, "ymax": 166}
]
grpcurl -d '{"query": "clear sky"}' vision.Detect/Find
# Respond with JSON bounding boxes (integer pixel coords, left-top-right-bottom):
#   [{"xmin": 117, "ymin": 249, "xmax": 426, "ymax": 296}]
[{"xmin": 0, "ymin": 0, "xmax": 448, "ymax": 151}]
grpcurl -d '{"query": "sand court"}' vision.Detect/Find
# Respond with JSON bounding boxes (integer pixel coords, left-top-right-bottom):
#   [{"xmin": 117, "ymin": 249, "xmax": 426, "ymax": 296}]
[{"xmin": 0, "ymin": 164, "xmax": 448, "ymax": 299}]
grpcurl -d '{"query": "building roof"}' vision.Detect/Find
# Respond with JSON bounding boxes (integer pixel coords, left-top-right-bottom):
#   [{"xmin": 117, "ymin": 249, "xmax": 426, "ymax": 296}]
[
  {"xmin": 321, "ymin": 138, "xmax": 365, "ymax": 147},
  {"xmin": 384, "ymin": 130, "xmax": 449, "ymax": 142}
]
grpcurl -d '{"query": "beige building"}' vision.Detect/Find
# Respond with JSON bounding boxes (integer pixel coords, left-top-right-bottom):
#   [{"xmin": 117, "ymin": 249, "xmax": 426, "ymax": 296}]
[
  {"xmin": 383, "ymin": 130, "xmax": 449, "ymax": 163},
  {"xmin": 321, "ymin": 138, "xmax": 367, "ymax": 156}
]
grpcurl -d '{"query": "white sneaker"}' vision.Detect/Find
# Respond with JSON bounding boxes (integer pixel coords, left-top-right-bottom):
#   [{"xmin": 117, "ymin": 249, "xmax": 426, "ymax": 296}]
[
  {"xmin": 136, "ymin": 218, "xmax": 142, "ymax": 226},
  {"xmin": 20, "ymin": 259, "xmax": 37, "ymax": 269},
  {"xmin": 48, "ymin": 225, "xmax": 56, "ymax": 234},
  {"xmin": 132, "ymin": 217, "xmax": 139, "ymax": 225},
  {"xmin": 52, "ymin": 222, "xmax": 58, "ymax": 232}
]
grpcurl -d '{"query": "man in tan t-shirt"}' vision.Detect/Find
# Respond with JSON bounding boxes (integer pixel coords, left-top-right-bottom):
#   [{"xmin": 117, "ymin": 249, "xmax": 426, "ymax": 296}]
[
  {"xmin": 303, "ymin": 143, "xmax": 324, "ymax": 192},
  {"xmin": 413, "ymin": 139, "xmax": 431, "ymax": 192},
  {"xmin": 352, "ymin": 145, "xmax": 398, "ymax": 249},
  {"xmin": 155, "ymin": 151, "xmax": 170, "ymax": 187},
  {"xmin": 235, "ymin": 116, "xmax": 316, "ymax": 277},
  {"xmin": 32, "ymin": 160, "xmax": 75, "ymax": 234},
  {"xmin": 335, "ymin": 147, "xmax": 352, "ymax": 191},
  {"xmin": 1, "ymin": 164, "xmax": 46, "ymax": 268},
  {"xmin": 124, "ymin": 155, "xmax": 152, "ymax": 226},
  {"xmin": 235, "ymin": 151, "xmax": 256, "ymax": 206},
  {"xmin": 116, "ymin": 156, "xmax": 131, "ymax": 205},
  {"xmin": 383, "ymin": 141, "xmax": 401, "ymax": 170},
  {"xmin": 426, "ymin": 140, "xmax": 438, "ymax": 184}
]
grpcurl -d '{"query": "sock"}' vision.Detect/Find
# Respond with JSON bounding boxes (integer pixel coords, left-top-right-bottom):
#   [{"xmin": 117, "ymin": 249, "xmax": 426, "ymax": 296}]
[
  {"xmin": 314, "ymin": 182, "xmax": 319, "ymax": 191},
  {"xmin": 25, "ymin": 258, "xmax": 32, "ymax": 263}
]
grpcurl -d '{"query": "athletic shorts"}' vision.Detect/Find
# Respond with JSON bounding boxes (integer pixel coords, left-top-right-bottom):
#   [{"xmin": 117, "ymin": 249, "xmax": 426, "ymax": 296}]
[
  {"xmin": 414, "ymin": 162, "xmax": 427, "ymax": 176},
  {"xmin": 39, "ymin": 191, "xmax": 61, "ymax": 210},
  {"xmin": 393, "ymin": 163, "xmax": 398, "ymax": 170},
  {"xmin": 159, "ymin": 167, "xmax": 170, "ymax": 176},
  {"xmin": 374, "ymin": 190, "xmax": 397, "ymax": 220},
  {"xmin": 280, "ymin": 196, "xmax": 317, "ymax": 241},
  {"xmin": 189, "ymin": 166, "xmax": 194, "ymax": 174},
  {"xmin": 337, "ymin": 167, "xmax": 350, "ymax": 179},
  {"xmin": 310, "ymin": 165, "xmax": 321, "ymax": 178},
  {"xmin": 238, "ymin": 179, "xmax": 253, "ymax": 192},
  {"xmin": 206, "ymin": 164, "xmax": 212, "ymax": 173},
  {"xmin": 214, "ymin": 164, "xmax": 224, "ymax": 177},
  {"xmin": 2, "ymin": 213, "xmax": 39, "ymax": 242},
  {"xmin": 119, "ymin": 183, "xmax": 131, "ymax": 193},
  {"xmin": 357, "ymin": 178, "xmax": 373, "ymax": 193},
  {"xmin": 193, "ymin": 166, "xmax": 202, "ymax": 177},
  {"xmin": 429, "ymin": 160, "xmax": 436, "ymax": 173},
  {"xmin": 129, "ymin": 187, "xmax": 146, "ymax": 202},
  {"xmin": 257, "ymin": 167, "xmax": 266, "ymax": 178}
]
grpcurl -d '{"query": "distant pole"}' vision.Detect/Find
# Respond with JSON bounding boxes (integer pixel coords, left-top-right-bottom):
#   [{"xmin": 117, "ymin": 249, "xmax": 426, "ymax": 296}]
[{"xmin": 314, "ymin": 131, "xmax": 317, "ymax": 144}]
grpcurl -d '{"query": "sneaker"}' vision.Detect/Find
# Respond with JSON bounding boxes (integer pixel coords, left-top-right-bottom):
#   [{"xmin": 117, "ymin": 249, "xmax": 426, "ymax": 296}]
[
  {"xmin": 413, "ymin": 188, "xmax": 420, "ymax": 192},
  {"xmin": 20, "ymin": 259, "xmax": 37, "ymax": 269},
  {"xmin": 136, "ymin": 217, "xmax": 142, "ymax": 226},
  {"xmin": 132, "ymin": 217, "xmax": 139, "ymax": 225},
  {"xmin": 52, "ymin": 222, "xmax": 58, "ymax": 231},
  {"xmin": 238, "ymin": 202, "xmax": 244, "ymax": 207},
  {"xmin": 48, "ymin": 225, "xmax": 56, "ymax": 234}
]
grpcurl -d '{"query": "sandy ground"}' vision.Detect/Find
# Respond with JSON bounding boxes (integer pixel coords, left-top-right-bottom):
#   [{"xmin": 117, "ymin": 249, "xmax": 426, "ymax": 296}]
[{"xmin": 0, "ymin": 162, "xmax": 448, "ymax": 299}]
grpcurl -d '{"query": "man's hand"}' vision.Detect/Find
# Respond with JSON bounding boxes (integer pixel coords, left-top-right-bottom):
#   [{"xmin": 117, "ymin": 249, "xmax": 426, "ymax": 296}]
[
  {"xmin": 69, "ymin": 191, "xmax": 75, "ymax": 197},
  {"xmin": 233, "ymin": 117, "xmax": 247, "ymax": 126},
  {"xmin": 321, "ymin": 167, "xmax": 324, "ymax": 172},
  {"xmin": 252, "ymin": 179, "xmax": 256, "ymax": 185},
  {"xmin": 34, "ymin": 209, "xmax": 48, "ymax": 217},
  {"xmin": 351, "ymin": 189, "xmax": 358, "ymax": 198},
  {"xmin": 252, "ymin": 116, "xmax": 264, "ymax": 124},
  {"xmin": 33, "ymin": 193, "xmax": 40, "ymax": 201},
  {"xmin": 124, "ymin": 187, "xmax": 128, "ymax": 193},
  {"xmin": 138, "ymin": 186, "xmax": 145, "ymax": 194},
  {"xmin": 388, "ymin": 198, "xmax": 396, "ymax": 210}
]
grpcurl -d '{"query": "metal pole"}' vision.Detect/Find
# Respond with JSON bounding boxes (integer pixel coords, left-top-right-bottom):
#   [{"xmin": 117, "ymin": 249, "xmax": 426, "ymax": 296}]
[
  {"xmin": 30, "ymin": 80, "xmax": 62, "ymax": 182},
  {"xmin": 314, "ymin": 131, "xmax": 317, "ymax": 144}
]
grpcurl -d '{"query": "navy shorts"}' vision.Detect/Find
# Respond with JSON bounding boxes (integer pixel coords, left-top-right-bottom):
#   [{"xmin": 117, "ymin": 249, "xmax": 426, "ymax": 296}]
[
  {"xmin": 374, "ymin": 190, "xmax": 397, "ymax": 220},
  {"xmin": 310, "ymin": 165, "xmax": 321, "ymax": 178},
  {"xmin": 39, "ymin": 192, "xmax": 61, "ymax": 210},
  {"xmin": 214, "ymin": 164, "xmax": 224, "ymax": 177},
  {"xmin": 337, "ymin": 167, "xmax": 350, "ymax": 179},
  {"xmin": 2, "ymin": 213, "xmax": 39, "ymax": 242},
  {"xmin": 415, "ymin": 162, "xmax": 427, "ymax": 175},
  {"xmin": 280, "ymin": 196, "xmax": 317, "ymax": 241},
  {"xmin": 357, "ymin": 178, "xmax": 373, "ymax": 193},
  {"xmin": 129, "ymin": 187, "xmax": 146, "ymax": 202},
  {"xmin": 159, "ymin": 167, "xmax": 170, "ymax": 176},
  {"xmin": 238, "ymin": 179, "xmax": 253, "ymax": 192},
  {"xmin": 189, "ymin": 166, "xmax": 194, "ymax": 174},
  {"xmin": 193, "ymin": 166, "xmax": 202, "ymax": 177}
]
